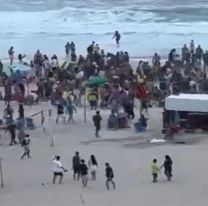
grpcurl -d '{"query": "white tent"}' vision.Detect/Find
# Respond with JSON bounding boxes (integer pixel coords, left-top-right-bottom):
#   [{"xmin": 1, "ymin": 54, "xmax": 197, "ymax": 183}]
[{"xmin": 165, "ymin": 94, "xmax": 208, "ymax": 113}]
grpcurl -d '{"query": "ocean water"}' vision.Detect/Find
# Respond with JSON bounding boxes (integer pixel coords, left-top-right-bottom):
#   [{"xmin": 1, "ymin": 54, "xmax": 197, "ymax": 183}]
[{"xmin": 0, "ymin": 0, "xmax": 208, "ymax": 58}]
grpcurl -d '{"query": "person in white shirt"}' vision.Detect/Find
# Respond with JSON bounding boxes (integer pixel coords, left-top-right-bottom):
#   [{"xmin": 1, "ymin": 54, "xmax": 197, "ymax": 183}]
[
  {"xmin": 88, "ymin": 155, "xmax": 98, "ymax": 181},
  {"xmin": 52, "ymin": 156, "xmax": 67, "ymax": 184}
]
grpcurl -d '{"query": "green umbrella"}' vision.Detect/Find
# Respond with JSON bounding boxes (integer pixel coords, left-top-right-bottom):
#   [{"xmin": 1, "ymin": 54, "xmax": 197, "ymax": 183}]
[{"xmin": 86, "ymin": 76, "xmax": 108, "ymax": 87}]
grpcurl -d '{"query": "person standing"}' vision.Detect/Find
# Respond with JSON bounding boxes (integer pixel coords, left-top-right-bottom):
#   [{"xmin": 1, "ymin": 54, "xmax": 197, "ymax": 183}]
[
  {"xmin": 88, "ymin": 89, "xmax": 98, "ymax": 110},
  {"xmin": 65, "ymin": 42, "xmax": 71, "ymax": 58},
  {"xmin": 92, "ymin": 111, "xmax": 102, "ymax": 138},
  {"xmin": 190, "ymin": 40, "xmax": 195, "ymax": 54},
  {"xmin": 8, "ymin": 47, "xmax": 14, "ymax": 65},
  {"xmin": 4, "ymin": 104, "xmax": 13, "ymax": 119},
  {"xmin": 4, "ymin": 80, "xmax": 12, "ymax": 105},
  {"xmin": 21, "ymin": 134, "xmax": 31, "ymax": 159},
  {"xmin": 72, "ymin": 151, "xmax": 81, "ymax": 181},
  {"xmin": 80, "ymin": 159, "xmax": 88, "ymax": 187},
  {"xmin": 56, "ymin": 103, "xmax": 65, "ymax": 124},
  {"xmin": 112, "ymin": 31, "xmax": 121, "ymax": 47},
  {"xmin": 105, "ymin": 162, "xmax": 115, "ymax": 190},
  {"xmin": 161, "ymin": 155, "xmax": 173, "ymax": 181},
  {"xmin": 88, "ymin": 155, "xmax": 98, "ymax": 181},
  {"xmin": 151, "ymin": 158, "xmax": 160, "ymax": 183},
  {"xmin": 7, "ymin": 121, "xmax": 17, "ymax": 146},
  {"xmin": 203, "ymin": 51, "xmax": 208, "ymax": 73},
  {"xmin": 18, "ymin": 103, "xmax": 24, "ymax": 119},
  {"xmin": 152, "ymin": 53, "xmax": 161, "ymax": 69},
  {"xmin": 52, "ymin": 156, "xmax": 67, "ymax": 184},
  {"xmin": 18, "ymin": 127, "xmax": 25, "ymax": 144}
]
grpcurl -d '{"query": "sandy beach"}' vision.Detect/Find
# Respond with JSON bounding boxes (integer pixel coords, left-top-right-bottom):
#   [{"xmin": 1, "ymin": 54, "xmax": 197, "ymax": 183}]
[
  {"xmin": 0, "ymin": 99, "xmax": 208, "ymax": 206},
  {"xmin": 1, "ymin": 0, "xmax": 208, "ymax": 205}
]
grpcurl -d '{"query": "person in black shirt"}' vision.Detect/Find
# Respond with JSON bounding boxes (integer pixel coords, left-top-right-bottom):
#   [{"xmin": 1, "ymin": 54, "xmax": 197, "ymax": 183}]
[
  {"xmin": 112, "ymin": 31, "xmax": 121, "ymax": 47},
  {"xmin": 72, "ymin": 151, "xmax": 81, "ymax": 181},
  {"xmin": 65, "ymin": 42, "xmax": 71, "ymax": 58},
  {"xmin": 18, "ymin": 103, "xmax": 24, "ymax": 119},
  {"xmin": 105, "ymin": 162, "xmax": 115, "ymax": 190},
  {"xmin": 56, "ymin": 104, "xmax": 65, "ymax": 124},
  {"xmin": 92, "ymin": 111, "xmax": 102, "ymax": 138},
  {"xmin": 80, "ymin": 159, "xmax": 88, "ymax": 187},
  {"xmin": 160, "ymin": 155, "xmax": 173, "ymax": 181}
]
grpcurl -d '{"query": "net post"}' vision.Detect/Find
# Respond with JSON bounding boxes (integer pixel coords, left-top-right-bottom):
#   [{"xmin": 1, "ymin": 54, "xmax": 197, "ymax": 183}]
[{"xmin": 0, "ymin": 158, "xmax": 4, "ymax": 188}]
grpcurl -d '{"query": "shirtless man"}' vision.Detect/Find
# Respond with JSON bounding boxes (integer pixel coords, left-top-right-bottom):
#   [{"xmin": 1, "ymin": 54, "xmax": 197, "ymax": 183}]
[{"xmin": 112, "ymin": 31, "xmax": 121, "ymax": 47}]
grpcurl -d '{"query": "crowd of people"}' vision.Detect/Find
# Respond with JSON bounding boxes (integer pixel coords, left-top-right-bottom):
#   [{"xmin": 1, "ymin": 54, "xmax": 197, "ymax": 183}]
[
  {"xmin": 1, "ymin": 39, "xmax": 208, "ymax": 124},
  {"xmin": 52, "ymin": 151, "xmax": 173, "ymax": 188},
  {"xmin": 1, "ymin": 37, "xmax": 208, "ymax": 190},
  {"xmin": 52, "ymin": 152, "xmax": 115, "ymax": 190}
]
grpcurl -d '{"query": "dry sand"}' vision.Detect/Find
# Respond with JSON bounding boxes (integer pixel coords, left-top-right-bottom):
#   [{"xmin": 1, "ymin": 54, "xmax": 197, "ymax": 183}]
[{"xmin": 0, "ymin": 98, "xmax": 208, "ymax": 206}]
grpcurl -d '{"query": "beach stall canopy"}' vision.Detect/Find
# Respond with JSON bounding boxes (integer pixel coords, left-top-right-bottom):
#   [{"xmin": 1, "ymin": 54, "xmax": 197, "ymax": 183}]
[
  {"xmin": 165, "ymin": 94, "xmax": 208, "ymax": 112},
  {"xmin": 86, "ymin": 76, "xmax": 108, "ymax": 87}
]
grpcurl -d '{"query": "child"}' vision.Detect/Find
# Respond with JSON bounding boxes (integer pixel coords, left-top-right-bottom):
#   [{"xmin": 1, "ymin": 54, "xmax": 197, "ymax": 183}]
[
  {"xmin": 21, "ymin": 134, "xmax": 31, "ymax": 159},
  {"xmin": 151, "ymin": 159, "xmax": 160, "ymax": 183}
]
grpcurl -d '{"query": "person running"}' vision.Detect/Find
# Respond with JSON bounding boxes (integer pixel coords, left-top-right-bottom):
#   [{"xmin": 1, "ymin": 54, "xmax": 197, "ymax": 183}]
[
  {"xmin": 80, "ymin": 159, "xmax": 88, "ymax": 187},
  {"xmin": 65, "ymin": 97, "xmax": 77, "ymax": 123},
  {"xmin": 88, "ymin": 155, "xmax": 98, "ymax": 181},
  {"xmin": 52, "ymin": 156, "xmax": 67, "ymax": 184},
  {"xmin": 105, "ymin": 162, "xmax": 115, "ymax": 190},
  {"xmin": 161, "ymin": 155, "xmax": 173, "ymax": 181},
  {"xmin": 8, "ymin": 47, "xmax": 14, "ymax": 65},
  {"xmin": 151, "ymin": 158, "xmax": 160, "ymax": 183},
  {"xmin": 92, "ymin": 111, "xmax": 102, "ymax": 138},
  {"xmin": 112, "ymin": 31, "xmax": 121, "ymax": 47},
  {"xmin": 21, "ymin": 134, "xmax": 31, "ymax": 159},
  {"xmin": 72, "ymin": 151, "xmax": 81, "ymax": 181}
]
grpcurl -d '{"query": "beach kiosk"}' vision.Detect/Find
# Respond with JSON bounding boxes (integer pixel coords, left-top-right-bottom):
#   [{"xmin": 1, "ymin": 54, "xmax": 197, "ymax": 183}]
[{"xmin": 163, "ymin": 94, "xmax": 208, "ymax": 133}]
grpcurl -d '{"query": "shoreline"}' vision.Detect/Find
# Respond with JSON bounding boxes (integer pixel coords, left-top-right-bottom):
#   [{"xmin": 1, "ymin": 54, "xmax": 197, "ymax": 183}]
[
  {"xmin": 0, "ymin": 32, "xmax": 203, "ymax": 61},
  {"xmin": 1, "ymin": 56, "xmax": 166, "ymax": 74}
]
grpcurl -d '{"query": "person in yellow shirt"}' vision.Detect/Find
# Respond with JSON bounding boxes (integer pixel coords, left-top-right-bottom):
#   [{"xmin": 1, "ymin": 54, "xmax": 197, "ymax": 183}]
[
  {"xmin": 151, "ymin": 159, "xmax": 160, "ymax": 183},
  {"xmin": 88, "ymin": 89, "xmax": 98, "ymax": 110}
]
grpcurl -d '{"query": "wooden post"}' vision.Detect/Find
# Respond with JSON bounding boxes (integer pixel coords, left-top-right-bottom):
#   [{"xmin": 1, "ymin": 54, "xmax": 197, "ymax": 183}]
[
  {"xmin": 84, "ymin": 89, "xmax": 87, "ymax": 124},
  {"xmin": 51, "ymin": 136, "xmax": 54, "ymax": 147},
  {"xmin": 41, "ymin": 110, "xmax": 44, "ymax": 125},
  {"xmin": 0, "ymin": 158, "xmax": 4, "ymax": 188},
  {"xmin": 48, "ymin": 109, "xmax": 52, "ymax": 117}
]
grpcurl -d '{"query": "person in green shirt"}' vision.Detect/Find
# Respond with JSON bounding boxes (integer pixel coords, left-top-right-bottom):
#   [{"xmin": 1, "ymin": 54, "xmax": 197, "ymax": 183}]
[{"xmin": 151, "ymin": 159, "xmax": 160, "ymax": 183}]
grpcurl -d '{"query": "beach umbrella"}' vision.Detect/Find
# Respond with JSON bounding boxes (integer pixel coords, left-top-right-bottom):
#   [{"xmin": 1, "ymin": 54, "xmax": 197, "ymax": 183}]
[{"xmin": 86, "ymin": 76, "xmax": 108, "ymax": 87}]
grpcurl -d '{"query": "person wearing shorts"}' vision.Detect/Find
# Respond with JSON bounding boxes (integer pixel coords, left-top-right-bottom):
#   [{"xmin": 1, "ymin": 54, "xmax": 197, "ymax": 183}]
[
  {"xmin": 52, "ymin": 156, "xmax": 66, "ymax": 184},
  {"xmin": 80, "ymin": 159, "xmax": 88, "ymax": 187},
  {"xmin": 56, "ymin": 104, "xmax": 66, "ymax": 124}
]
